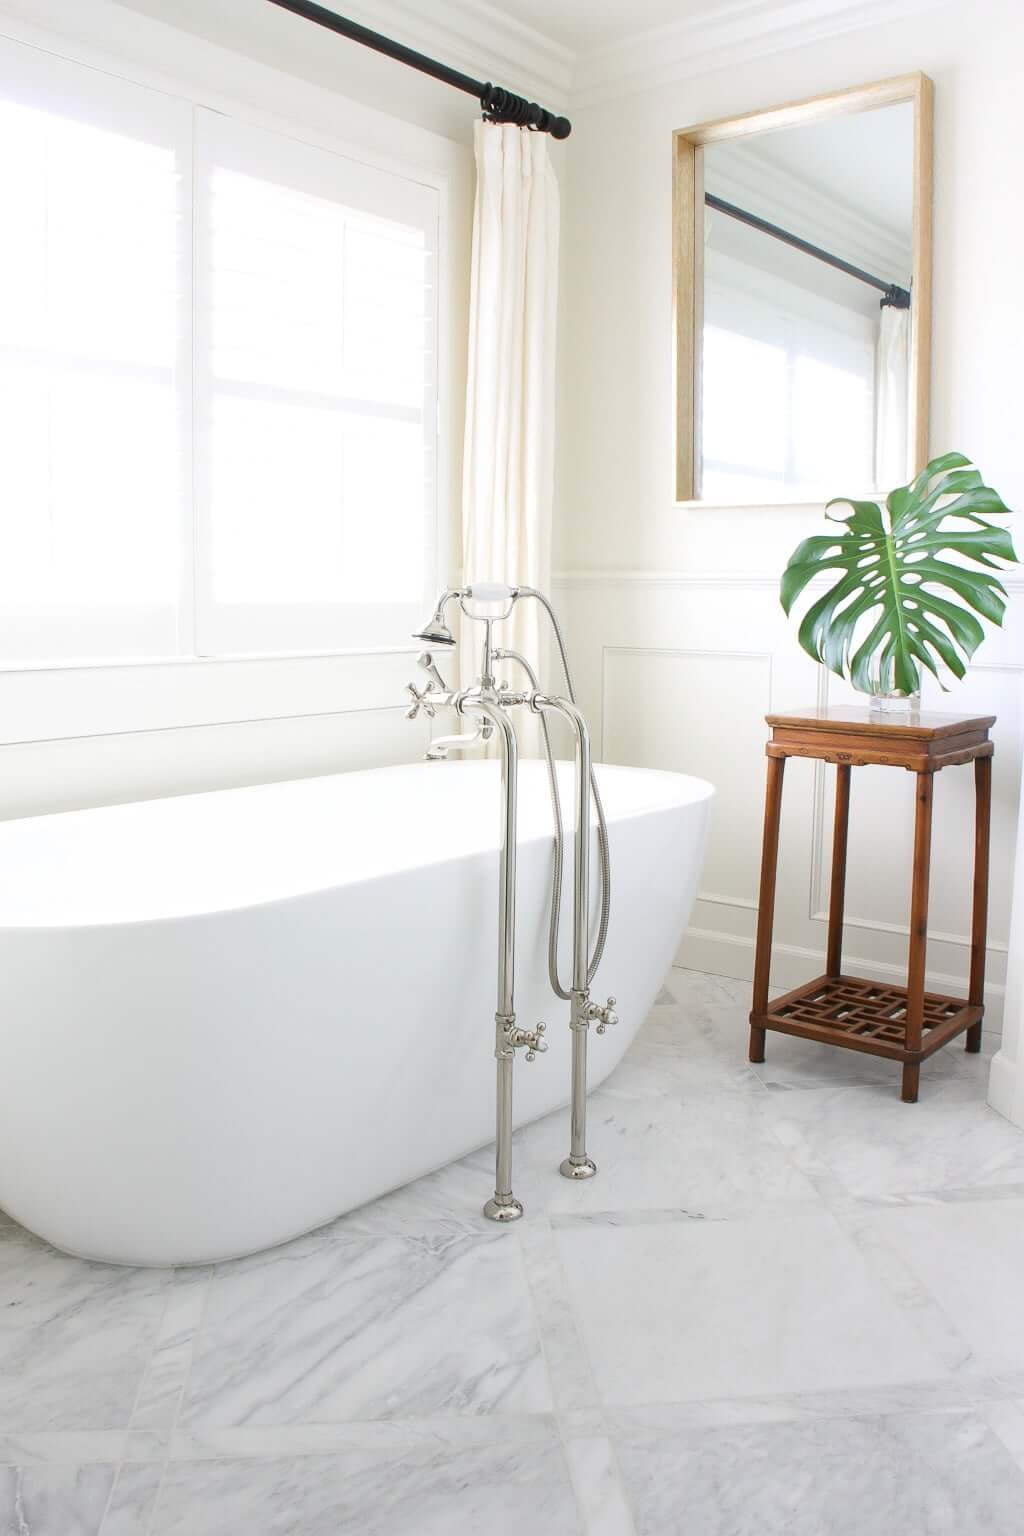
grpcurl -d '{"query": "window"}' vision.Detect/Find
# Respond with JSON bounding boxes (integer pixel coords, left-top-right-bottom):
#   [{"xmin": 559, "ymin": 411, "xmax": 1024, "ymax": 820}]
[
  {"xmin": 700, "ymin": 256, "xmax": 876, "ymax": 504},
  {"xmin": 0, "ymin": 38, "xmax": 439, "ymax": 666}
]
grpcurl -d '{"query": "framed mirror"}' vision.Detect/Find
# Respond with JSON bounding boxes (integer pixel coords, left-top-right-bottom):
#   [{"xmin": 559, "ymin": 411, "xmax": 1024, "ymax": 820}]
[{"xmin": 673, "ymin": 74, "xmax": 933, "ymax": 506}]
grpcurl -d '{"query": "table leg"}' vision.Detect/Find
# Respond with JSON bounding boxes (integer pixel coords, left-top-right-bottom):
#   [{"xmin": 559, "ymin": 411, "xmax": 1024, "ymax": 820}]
[
  {"xmin": 967, "ymin": 753, "xmax": 992, "ymax": 1052},
  {"xmin": 902, "ymin": 770, "xmax": 933, "ymax": 1103},
  {"xmin": 750, "ymin": 752, "xmax": 786, "ymax": 1063},
  {"xmin": 826, "ymin": 763, "xmax": 851, "ymax": 978}
]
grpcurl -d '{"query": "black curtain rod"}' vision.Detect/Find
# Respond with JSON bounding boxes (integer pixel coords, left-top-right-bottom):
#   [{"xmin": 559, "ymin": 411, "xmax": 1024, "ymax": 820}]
[
  {"xmin": 265, "ymin": 0, "xmax": 572, "ymax": 139},
  {"xmin": 705, "ymin": 192, "xmax": 910, "ymax": 308}
]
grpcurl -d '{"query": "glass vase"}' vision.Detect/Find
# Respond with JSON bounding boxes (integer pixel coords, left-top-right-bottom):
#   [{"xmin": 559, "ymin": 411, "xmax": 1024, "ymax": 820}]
[{"xmin": 867, "ymin": 689, "xmax": 921, "ymax": 717}]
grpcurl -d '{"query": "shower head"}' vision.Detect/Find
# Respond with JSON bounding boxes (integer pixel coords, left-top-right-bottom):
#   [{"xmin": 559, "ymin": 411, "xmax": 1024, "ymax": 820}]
[{"xmin": 413, "ymin": 615, "xmax": 456, "ymax": 648}]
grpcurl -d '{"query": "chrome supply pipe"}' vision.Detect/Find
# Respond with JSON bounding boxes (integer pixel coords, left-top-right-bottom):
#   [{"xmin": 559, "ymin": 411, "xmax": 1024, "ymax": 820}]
[
  {"xmin": 534, "ymin": 696, "xmax": 609, "ymax": 1179},
  {"xmin": 461, "ymin": 697, "xmax": 526, "ymax": 1221}
]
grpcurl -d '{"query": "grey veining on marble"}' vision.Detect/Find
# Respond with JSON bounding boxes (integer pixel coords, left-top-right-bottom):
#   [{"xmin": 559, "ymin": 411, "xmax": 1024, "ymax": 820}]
[
  {"xmin": 766, "ymin": 1081, "xmax": 1024, "ymax": 1200},
  {"xmin": 149, "ymin": 1442, "xmax": 582, "ymax": 1536},
  {"xmin": 0, "ymin": 1227, "xmax": 170, "ymax": 1432},
  {"xmin": 100, "ymin": 1460, "xmax": 166, "ymax": 1536},
  {"xmin": 614, "ymin": 1408, "xmax": 1024, "ymax": 1536},
  {"xmin": 0, "ymin": 1463, "xmax": 115, "ymax": 1536},
  {"xmin": 557, "ymin": 1205, "xmax": 952, "ymax": 1405},
  {"xmin": 509, "ymin": 1083, "xmax": 819, "ymax": 1220},
  {"xmin": 517, "ymin": 1219, "xmax": 605, "ymax": 1431},
  {"xmin": 183, "ymin": 1226, "xmax": 552, "ymax": 1426},
  {"xmin": 563, "ymin": 1436, "xmax": 637, "ymax": 1536},
  {"xmin": 0, "ymin": 966, "xmax": 1022, "ymax": 1536},
  {"xmin": 128, "ymin": 1266, "xmax": 211, "ymax": 1445},
  {"xmin": 852, "ymin": 1198, "xmax": 1024, "ymax": 1377}
]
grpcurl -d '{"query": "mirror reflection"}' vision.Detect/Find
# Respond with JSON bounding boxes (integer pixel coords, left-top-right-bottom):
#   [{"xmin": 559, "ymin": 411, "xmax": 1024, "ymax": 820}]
[{"xmin": 698, "ymin": 102, "xmax": 914, "ymax": 503}]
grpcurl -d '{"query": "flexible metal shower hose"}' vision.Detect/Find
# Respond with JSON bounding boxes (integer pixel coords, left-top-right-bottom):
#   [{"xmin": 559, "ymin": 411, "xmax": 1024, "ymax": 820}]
[{"xmin": 495, "ymin": 592, "xmax": 611, "ymax": 1000}]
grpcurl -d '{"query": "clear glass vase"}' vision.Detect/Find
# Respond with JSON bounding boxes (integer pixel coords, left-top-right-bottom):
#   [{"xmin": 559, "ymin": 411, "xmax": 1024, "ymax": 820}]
[{"xmin": 867, "ymin": 689, "xmax": 921, "ymax": 717}]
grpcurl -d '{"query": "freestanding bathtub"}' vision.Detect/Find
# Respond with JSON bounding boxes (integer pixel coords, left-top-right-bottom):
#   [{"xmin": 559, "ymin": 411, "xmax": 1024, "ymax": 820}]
[{"xmin": 0, "ymin": 759, "xmax": 712, "ymax": 1265}]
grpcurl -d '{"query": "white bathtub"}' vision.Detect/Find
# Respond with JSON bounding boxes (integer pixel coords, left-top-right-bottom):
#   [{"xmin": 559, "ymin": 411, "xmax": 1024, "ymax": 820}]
[{"xmin": 0, "ymin": 759, "xmax": 712, "ymax": 1265}]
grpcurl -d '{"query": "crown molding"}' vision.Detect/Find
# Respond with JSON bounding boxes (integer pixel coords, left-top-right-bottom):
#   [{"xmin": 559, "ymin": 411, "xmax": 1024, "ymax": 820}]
[
  {"xmin": 569, "ymin": 0, "xmax": 956, "ymax": 108},
  {"xmin": 12, "ymin": 0, "xmax": 960, "ymax": 132},
  {"xmin": 335, "ymin": 0, "xmax": 574, "ymax": 105}
]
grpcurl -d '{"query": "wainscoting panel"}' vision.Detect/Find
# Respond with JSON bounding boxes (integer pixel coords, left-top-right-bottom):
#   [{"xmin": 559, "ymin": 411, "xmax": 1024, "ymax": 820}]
[
  {"xmin": 603, "ymin": 646, "xmax": 772, "ymax": 917},
  {"xmin": 556, "ymin": 572, "xmax": 1024, "ymax": 1028}
]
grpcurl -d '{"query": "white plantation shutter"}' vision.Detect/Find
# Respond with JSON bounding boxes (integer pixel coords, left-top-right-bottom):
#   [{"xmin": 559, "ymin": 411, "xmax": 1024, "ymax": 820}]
[
  {"xmin": 0, "ymin": 40, "xmax": 439, "ymax": 666},
  {"xmin": 0, "ymin": 39, "xmax": 191, "ymax": 663},
  {"xmin": 194, "ymin": 109, "xmax": 438, "ymax": 655}
]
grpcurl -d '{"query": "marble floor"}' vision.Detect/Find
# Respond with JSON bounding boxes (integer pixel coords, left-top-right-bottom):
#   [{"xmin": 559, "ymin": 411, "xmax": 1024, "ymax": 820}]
[{"xmin": 3, "ymin": 969, "xmax": 1024, "ymax": 1534}]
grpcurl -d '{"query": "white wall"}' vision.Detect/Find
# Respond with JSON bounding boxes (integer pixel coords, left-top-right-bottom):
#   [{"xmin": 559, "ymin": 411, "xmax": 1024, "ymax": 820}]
[
  {"xmin": 555, "ymin": 0, "xmax": 1024, "ymax": 1028},
  {"xmin": 0, "ymin": 0, "xmax": 476, "ymax": 818}
]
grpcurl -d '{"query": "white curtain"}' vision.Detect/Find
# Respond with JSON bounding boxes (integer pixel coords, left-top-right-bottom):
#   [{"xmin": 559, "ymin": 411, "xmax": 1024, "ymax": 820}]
[
  {"xmin": 461, "ymin": 121, "xmax": 560, "ymax": 748},
  {"xmin": 874, "ymin": 303, "xmax": 910, "ymax": 489}
]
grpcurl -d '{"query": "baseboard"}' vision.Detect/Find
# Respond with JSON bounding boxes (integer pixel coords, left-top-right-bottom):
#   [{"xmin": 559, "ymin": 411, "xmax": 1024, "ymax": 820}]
[
  {"xmin": 986, "ymin": 1047, "xmax": 1024, "ymax": 1127},
  {"xmin": 676, "ymin": 925, "xmax": 1007, "ymax": 1032}
]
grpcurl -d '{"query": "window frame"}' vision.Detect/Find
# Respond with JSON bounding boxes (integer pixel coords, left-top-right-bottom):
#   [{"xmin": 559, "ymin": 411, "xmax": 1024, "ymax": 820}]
[{"xmin": 0, "ymin": 9, "xmax": 456, "ymax": 746}]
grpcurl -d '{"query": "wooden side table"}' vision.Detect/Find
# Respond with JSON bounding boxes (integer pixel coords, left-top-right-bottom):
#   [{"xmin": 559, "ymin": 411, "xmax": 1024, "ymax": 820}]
[{"xmin": 749, "ymin": 706, "xmax": 994, "ymax": 1102}]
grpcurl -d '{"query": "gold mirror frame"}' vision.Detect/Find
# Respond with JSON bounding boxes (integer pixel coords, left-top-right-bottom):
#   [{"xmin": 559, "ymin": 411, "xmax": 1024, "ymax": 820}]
[{"xmin": 673, "ymin": 73, "xmax": 934, "ymax": 506}]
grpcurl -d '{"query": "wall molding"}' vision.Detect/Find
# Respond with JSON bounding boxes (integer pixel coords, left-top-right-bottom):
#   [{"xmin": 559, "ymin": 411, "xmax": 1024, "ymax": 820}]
[
  {"xmin": 25, "ymin": 0, "xmax": 966, "ymax": 138},
  {"xmin": 555, "ymin": 569, "xmax": 1024, "ymax": 595},
  {"xmin": 556, "ymin": 570, "xmax": 782, "ymax": 591},
  {"xmin": 569, "ymin": 0, "xmax": 960, "ymax": 106},
  {"xmin": 600, "ymin": 641, "xmax": 773, "ymax": 762}
]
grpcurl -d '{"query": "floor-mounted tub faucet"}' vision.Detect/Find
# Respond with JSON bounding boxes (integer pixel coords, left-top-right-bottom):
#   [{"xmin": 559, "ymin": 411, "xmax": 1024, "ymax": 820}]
[{"xmin": 405, "ymin": 584, "xmax": 615, "ymax": 1221}]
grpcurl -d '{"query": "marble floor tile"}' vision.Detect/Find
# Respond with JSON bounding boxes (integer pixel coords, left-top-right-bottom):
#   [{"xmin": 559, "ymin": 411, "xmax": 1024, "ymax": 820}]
[
  {"xmin": 517, "ymin": 1219, "xmax": 605, "ymax": 1429},
  {"xmin": 128, "ymin": 1266, "xmax": 211, "ymax": 1442},
  {"xmin": 149, "ymin": 1442, "xmax": 582, "ymax": 1536},
  {"xmin": 608, "ymin": 1004, "xmax": 763, "ymax": 1100},
  {"xmin": 0, "ymin": 1227, "xmax": 170, "ymax": 1432},
  {"xmin": 557, "ymin": 1205, "xmax": 951, "ymax": 1406},
  {"xmin": 509, "ymin": 1085, "xmax": 819, "ymax": 1220},
  {"xmin": 614, "ymin": 1408, "xmax": 1024, "ymax": 1536},
  {"xmin": 563, "ymin": 1436, "xmax": 636, "ymax": 1536},
  {"xmin": 856, "ymin": 1199, "xmax": 1024, "ymax": 1378},
  {"xmin": 183, "ymin": 1226, "xmax": 551, "ymax": 1427},
  {"xmin": 982, "ymin": 1399, "xmax": 1024, "ymax": 1473},
  {"xmin": 0, "ymin": 1463, "xmax": 116, "ymax": 1536},
  {"xmin": 766, "ymin": 1083, "xmax": 1024, "ymax": 1200},
  {"xmin": 662, "ymin": 970, "xmax": 752, "ymax": 1012},
  {"xmin": 100, "ymin": 1460, "xmax": 166, "ymax": 1536},
  {"xmin": 0, "ymin": 966, "xmax": 1020, "ymax": 1534}
]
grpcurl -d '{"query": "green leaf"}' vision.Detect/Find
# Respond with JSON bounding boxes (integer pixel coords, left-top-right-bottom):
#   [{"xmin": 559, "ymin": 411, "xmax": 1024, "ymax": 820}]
[{"xmin": 779, "ymin": 453, "xmax": 1018, "ymax": 696}]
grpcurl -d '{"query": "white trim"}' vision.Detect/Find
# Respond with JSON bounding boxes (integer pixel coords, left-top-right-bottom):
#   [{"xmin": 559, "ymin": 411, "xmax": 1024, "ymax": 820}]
[
  {"xmin": 570, "ymin": 0, "xmax": 959, "ymax": 106},
  {"xmin": 16, "ymin": 0, "xmax": 961, "ymax": 125},
  {"xmin": 555, "ymin": 569, "xmax": 1024, "ymax": 594}
]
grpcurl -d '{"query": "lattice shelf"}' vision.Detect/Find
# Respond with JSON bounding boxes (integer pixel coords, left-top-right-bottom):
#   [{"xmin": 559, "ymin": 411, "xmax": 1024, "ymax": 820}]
[{"xmin": 757, "ymin": 973, "xmax": 978, "ymax": 1063}]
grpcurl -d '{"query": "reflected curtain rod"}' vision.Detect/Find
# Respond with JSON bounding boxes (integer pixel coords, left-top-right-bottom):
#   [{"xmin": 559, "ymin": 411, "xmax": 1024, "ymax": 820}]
[
  {"xmin": 264, "ymin": 0, "xmax": 572, "ymax": 139},
  {"xmin": 705, "ymin": 192, "xmax": 910, "ymax": 308}
]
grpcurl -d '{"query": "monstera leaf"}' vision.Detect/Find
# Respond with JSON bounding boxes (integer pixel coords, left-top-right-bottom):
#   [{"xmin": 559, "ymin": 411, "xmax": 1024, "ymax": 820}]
[{"xmin": 780, "ymin": 453, "xmax": 1017, "ymax": 695}]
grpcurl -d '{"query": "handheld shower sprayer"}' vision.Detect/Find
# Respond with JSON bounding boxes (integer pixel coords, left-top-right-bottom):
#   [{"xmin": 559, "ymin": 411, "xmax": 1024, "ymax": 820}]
[{"xmin": 404, "ymin": 584, "xmax": 615, "ymax": 1222}]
